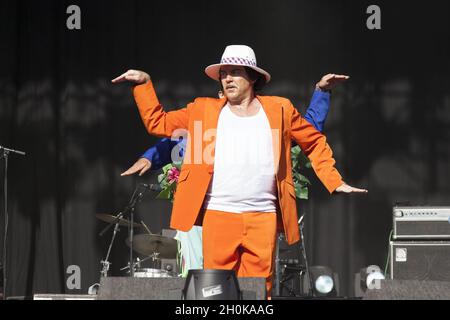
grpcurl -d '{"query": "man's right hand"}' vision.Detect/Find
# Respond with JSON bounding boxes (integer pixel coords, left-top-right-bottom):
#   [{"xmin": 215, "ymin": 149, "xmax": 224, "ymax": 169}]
[
  {"xmin": 111, "ymin": 69, "xmax": 150, "ymax": 84},
  {"xmin": 121, "ymin": 158, "xmax": 152, "ymax": 176}
]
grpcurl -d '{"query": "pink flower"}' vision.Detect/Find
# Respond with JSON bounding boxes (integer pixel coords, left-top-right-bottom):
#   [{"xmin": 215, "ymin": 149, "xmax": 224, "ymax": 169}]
[{"xmin": 167, "ymin": 167, "xmax": 180, "ymax": 183}]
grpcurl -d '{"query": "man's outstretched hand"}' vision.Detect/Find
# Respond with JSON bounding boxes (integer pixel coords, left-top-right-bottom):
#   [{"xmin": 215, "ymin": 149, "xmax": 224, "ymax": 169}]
[
  {"xmin": 316, "ymin": 74, "xmax": 349, "ymax": 91},
  {"xmin": 335, "ymin": 182, "xmax": 368, "ymax": 194},
  {"xmin": 111, "ymin": 69, "xmax": 150, "ymax": 85},
  {"xmin": 121, "ymin": 158, "xmax": 152, "ymax": 176}
]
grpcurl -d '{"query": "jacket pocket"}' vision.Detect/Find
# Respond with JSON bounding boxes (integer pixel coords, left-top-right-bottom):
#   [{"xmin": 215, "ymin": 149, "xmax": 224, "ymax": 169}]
[
  {"xmin": 282, "ymin": 180, "xmax": 296, "ymax": 198},
  {"xmin": 177, "ymin": 169, "xmax": 190, "ymax": 183}
]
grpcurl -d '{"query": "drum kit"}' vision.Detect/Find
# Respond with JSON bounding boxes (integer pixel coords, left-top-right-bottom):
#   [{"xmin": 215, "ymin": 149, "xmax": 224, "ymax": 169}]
[
  {"xmin": 96, "ymin": 183, "xmax": 178, "ymax": 277},
  {"xmin": 96, "ymin": 185, "xmax": 180, "ymax": 280}
]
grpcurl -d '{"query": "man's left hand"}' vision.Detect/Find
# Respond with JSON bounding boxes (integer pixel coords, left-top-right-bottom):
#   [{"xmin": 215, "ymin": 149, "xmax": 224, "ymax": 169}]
[
  {"xmin": 316, "ymin": 74, "xmax": 349, "ymax": 91},
  {"xmin": 335, "ymin": 182, "xmax": 368, "ymax": 194}
]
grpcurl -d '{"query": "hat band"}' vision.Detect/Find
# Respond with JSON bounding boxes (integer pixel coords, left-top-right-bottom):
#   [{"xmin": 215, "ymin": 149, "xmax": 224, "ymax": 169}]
[{"xmin": 220, "ymin": 57, "xmax": 257, "ymax": 67}]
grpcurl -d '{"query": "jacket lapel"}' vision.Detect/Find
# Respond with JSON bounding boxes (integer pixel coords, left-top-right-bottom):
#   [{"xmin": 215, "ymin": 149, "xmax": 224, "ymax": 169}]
[
  {"xmin": 258, "ymin": 96, "xmax": 283, "ymax": 170},
  {"xmin": 202, "ymin": 97, "xmax": 227, "ymax": 167},
  {"xmin": 203, "ymin": 97, "xmax": 227, "ymax": 132}
]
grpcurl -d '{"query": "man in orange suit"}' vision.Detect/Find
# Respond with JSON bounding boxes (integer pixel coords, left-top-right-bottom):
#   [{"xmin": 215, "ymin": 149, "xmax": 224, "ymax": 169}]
[{"xmin": 112, "ymin": 45, "xmax": 368, "ymax": 297}]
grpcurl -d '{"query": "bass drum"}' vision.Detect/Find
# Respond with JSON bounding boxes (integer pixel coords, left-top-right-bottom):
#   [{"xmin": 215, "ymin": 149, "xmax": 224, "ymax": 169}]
[{"xmin": 133, "ymin": 268, "xmax": 174, "ymax": 278}]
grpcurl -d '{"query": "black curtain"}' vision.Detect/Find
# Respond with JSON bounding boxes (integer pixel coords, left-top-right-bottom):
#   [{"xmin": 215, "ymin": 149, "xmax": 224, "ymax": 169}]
[{"xmin": 0, "ymin": 0, "xmax": 449, "ymax": 298}]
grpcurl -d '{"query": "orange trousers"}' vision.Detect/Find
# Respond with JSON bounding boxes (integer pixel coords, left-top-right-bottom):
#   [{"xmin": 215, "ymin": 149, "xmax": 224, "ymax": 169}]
[{"xmin": 202, "ymin": 209, "xmax": 277, "ymax": 298}]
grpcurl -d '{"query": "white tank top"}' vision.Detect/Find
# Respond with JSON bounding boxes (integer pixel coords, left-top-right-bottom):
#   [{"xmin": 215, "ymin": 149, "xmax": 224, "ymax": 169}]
[{"xmin": 203, "ymin": 102, "xmax": 277, "ymax": 213}]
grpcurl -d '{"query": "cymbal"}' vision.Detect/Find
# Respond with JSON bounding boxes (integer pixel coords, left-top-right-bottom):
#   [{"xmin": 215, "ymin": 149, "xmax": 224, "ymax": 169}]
[
  {"xmin": 125, "ymin": 234, "xmax": 178, "ymax": 259},
  {"xmin": 96, "ymin": 214, "xmax": 142, "ymax": 228}
]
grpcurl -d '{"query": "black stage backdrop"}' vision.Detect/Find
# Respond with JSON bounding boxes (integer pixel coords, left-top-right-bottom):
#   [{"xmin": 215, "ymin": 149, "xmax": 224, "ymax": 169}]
[{"xmin": 0, "ymin": 0, "xmax": 449, "ymax": 298}]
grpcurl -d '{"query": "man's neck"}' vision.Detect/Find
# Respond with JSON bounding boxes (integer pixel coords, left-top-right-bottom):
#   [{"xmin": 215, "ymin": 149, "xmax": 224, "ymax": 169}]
[
  {"xmin": 228, "ymin": 92, "xmax": 256, "ymax": 109},
  {"xmin": 227, "ymin": 92, "xmax": 261, "ymax": 117}
]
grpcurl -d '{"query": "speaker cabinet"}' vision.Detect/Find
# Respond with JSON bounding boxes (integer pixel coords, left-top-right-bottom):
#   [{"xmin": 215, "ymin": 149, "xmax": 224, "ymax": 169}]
[
  {"xmin": 33, "ymin": 294, "xmax": 97, "ymax": 300},
  {"xmin": 363, "ymin": 279, "xmax": 450, "ymax": 300},
  {"xmin": 390, "ymin": 241, "xmax": 450, "ymax": 281},
  {"xmin": 97, "ymin": 276, "xmax": 265, "ymax": 300}
]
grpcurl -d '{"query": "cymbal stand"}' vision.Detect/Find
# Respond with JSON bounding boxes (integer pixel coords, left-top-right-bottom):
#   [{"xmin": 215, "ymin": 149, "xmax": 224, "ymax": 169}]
[
  {"xmin": 99, "ymin": 217, "xmax": 121, "ymax": 278},
  {"xmin": 123, "ymin": 184, "xmax": 148, "ymax": 277},
  {"xmin": 98, "ymin": 183, "xmax": 148, "ymax": 277},
  {"xmin": 298, "ymin": 214, "xmax": 314, "ymax": 297}
]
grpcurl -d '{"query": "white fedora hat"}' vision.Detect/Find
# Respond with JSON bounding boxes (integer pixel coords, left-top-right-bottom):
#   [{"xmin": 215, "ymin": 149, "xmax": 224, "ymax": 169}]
[{"xmin": 205, "ymin": 45, "xmax": 271, "ymax": 83}]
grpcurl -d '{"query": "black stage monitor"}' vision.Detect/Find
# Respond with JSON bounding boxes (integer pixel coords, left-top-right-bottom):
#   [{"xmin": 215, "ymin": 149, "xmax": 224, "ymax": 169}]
[{"xmin": 182, "ymin": 269, "xmax": 242, "ymax": 300}]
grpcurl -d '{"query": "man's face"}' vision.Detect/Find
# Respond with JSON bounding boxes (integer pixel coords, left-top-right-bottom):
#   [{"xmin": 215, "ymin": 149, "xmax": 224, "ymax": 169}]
[{"xmin": 219, "ymin": 65, "xmax": 255, "ymax": 101}]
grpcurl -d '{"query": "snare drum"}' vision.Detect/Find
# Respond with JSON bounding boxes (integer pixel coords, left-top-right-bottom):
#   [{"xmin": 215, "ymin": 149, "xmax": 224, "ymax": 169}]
[{"xmin": 133, "ymin": 268, "xmax": 173, "ymax": 278}]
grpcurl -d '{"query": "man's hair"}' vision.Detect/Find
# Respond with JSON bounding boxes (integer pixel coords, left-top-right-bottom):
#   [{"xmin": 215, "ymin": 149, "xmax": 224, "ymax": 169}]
[{"xmin": 244, "ymin": 67, "xmax": 266, "ymax": 92}]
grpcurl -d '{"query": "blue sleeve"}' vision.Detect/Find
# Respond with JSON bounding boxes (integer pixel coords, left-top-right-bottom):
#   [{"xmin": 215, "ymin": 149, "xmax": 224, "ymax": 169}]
[
  {"xmin": 304, "ymin": 90, "xmax": 331, "ymax": 132},
  {"xmin": 141, "ymin": 138, "xmax": 184, "ymax": 171}
]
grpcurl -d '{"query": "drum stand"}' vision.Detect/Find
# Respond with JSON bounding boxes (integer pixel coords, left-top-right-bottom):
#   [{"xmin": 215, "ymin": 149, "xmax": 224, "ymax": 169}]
[
  {"xmin": 120, "ymin": 252, "xmax": 161, "ymax": 274},
  {"xmin": 98, "ymin": 183, "xmax": 148, "ymax": 278}
]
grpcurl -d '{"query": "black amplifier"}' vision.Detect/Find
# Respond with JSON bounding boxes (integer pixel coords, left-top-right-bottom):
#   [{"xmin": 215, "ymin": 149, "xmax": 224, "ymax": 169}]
[
  {"xmin": 393, "ymin": 206, "xmax": 450, "ymax": 239},
  {"xmin": 390, "ymin": 241, "xmax": 450, "ymax": 281}
]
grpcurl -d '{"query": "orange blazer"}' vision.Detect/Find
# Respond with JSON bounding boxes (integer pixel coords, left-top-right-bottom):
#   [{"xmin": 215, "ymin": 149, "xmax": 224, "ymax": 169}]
[{"xmin": 133, "ymin": 81, "xmax": 343, "ymax": 244}]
